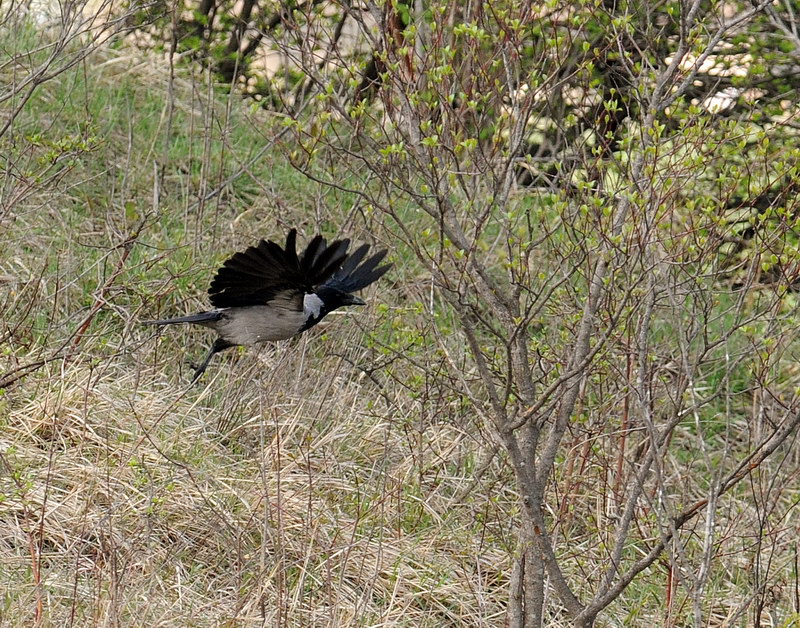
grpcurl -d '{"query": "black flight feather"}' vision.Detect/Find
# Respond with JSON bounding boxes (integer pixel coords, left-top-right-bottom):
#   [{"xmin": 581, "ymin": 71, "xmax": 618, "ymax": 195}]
[
  {"xmin": 338, "ymin": 243, "xmax": 370, "ymax": 277},
  {"xmin": 323, "ymin": 247, "xmax": 391, "ymax": 293},
  {"xmin": 310, "ymin": 239, "xmax": 350, "ymax": 281},
  {"xmin": 301, "ymin": 235, "xmax": 326, "ymax": 269},
  {"xmin": 283, "ymin": 229, "xmax": 300, "ymax": 272}
]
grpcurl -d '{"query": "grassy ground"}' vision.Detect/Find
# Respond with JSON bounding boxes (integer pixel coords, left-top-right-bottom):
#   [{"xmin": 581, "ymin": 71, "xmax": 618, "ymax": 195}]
[
  {"xmin": 4, "ymin": 19, "xmax": 800, "ymax": 628},
  {"xmin": 0, "ymin": 26, "xmax": 517, "ymax": 627}
]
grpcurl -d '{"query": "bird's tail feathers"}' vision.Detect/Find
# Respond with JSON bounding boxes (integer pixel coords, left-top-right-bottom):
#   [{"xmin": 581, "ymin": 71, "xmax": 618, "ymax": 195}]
[{"xmin": 143, "ymin": 311, "xmax": 223, "ymax": 326}]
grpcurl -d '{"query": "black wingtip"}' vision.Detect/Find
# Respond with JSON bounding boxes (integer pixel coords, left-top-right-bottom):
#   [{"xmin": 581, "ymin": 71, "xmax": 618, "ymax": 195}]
[{"xmin": 323, "ymin": 245, "xmax": 392, "ymax": 293}]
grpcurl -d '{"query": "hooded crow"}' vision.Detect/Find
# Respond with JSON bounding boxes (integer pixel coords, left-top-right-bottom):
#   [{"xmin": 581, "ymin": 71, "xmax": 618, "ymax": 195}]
[{"xmin": 146, "ymin": 229, "xmax": 391, "ymax": 381}]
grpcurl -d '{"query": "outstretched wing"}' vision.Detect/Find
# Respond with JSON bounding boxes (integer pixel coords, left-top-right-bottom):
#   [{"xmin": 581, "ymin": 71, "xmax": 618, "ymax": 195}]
[
  {"xmin": 209, "ymin": 229, "xmax": 350, "ymax": 308},
  {"xmin": 320, "ymin": 243, "xmax": 391, "ymax": 294}
]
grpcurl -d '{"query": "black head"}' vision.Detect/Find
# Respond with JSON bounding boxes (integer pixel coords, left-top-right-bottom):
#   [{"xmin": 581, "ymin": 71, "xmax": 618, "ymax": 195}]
[
  {"xmin": 315, "ymin": 286, "xmax": 366, "ymax": 312},
  {"xmin": 300, "ymin": 286, "xmax": 366, "ymax": 333}
]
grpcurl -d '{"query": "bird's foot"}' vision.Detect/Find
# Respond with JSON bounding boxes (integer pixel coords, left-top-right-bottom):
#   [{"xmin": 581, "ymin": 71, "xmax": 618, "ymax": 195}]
[{"xmin": 186, "ymin": 361, "xmax": 206, "ymax": 384}]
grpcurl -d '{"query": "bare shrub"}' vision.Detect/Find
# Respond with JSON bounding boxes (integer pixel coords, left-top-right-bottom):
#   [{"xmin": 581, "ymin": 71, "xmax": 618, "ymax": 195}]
[
  {"xmin": 262, "ymin": 0, "xmax": 800, "ymax": 625},
  {"xmin": 5, "ymin": 0, "xmax": 800, "ymax": 626}
]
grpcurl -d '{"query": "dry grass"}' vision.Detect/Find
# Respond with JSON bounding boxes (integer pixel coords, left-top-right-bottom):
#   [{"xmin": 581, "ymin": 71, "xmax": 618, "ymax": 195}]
[
  {"xmin": 0, "ymin": 29, "xmax": 514, "ymax": 626},
  {"xmin": 1, "ymin": 337, "xmax": 510, "ymax": 626},
  {"xmin": 3, "ymin": 17, "xmax": 800, "ymax": 628}
]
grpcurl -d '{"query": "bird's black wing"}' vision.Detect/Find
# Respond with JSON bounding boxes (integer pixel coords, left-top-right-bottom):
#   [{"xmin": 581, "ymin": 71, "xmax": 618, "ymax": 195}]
[
  {"xmin": 209, "ymin": 229, "xmax": 350, "ymax": 308},
  {"xmin": 320, "ymin": 243, "xmax": 392, "ymax": 294}
]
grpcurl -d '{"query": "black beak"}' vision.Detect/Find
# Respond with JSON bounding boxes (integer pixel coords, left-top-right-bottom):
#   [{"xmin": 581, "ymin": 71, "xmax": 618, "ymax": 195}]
[{"xmin": 347, "ymin": 295, "xmax": 366, "ymax": 306}]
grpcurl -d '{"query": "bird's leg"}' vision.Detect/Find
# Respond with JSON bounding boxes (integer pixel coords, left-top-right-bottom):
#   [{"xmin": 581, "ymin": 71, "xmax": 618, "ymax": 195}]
[{"xmin": 190, "ymin": 338, "xmax": 234, "ymax": 383}]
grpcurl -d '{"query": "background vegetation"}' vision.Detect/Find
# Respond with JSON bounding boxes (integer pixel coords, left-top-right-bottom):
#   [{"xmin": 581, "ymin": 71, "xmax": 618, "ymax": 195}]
[{"xmin": 3, "ymin": 0, "xmax": 800, "ymax": 626}]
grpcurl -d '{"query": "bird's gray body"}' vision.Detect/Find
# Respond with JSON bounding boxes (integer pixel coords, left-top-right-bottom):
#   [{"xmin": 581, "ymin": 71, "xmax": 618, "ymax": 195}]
[
  {"xmin": 209, "ymin": 304, "xmax": 305, "ymax": 344},
  {"xmin": 149, "ymin": 292, "xmax": 327, "ymax": 345},
  {"xmin": 211, "ymin": 293, "xmax": 324, "ymax": 345}
]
